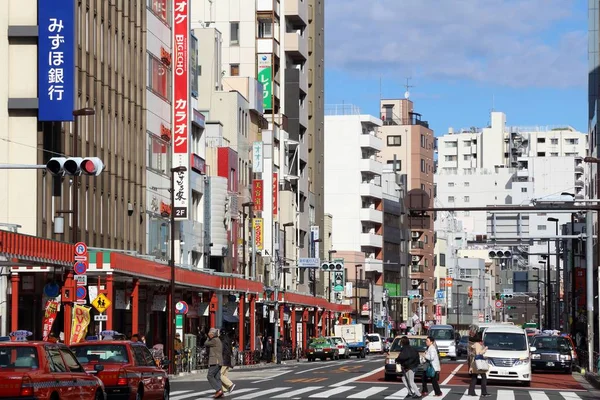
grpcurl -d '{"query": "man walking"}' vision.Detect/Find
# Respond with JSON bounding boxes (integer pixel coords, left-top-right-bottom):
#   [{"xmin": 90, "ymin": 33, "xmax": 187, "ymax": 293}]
[
  {"xmin": 395, "ymin": 336, "xmax": 422, "ymax": 398},
  {"xmin": 220, "ymin": 330, "xmax": 236, "ymax": 394},
  {"xmin": 205, "ymin": 328, "xmax": 224, "ymax": 398}
]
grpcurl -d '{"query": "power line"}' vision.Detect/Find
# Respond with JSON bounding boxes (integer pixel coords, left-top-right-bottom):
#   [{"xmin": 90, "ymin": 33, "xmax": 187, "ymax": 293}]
[{"xmin": 0, "ymin": 137, "xmax": 67, "ymax": 158}]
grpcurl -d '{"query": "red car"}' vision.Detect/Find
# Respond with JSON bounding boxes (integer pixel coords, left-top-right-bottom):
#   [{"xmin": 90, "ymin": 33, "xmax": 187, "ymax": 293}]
[
  {"xmin": 71, "ymin": 335, "xmax": 169, "ymax": 400},
  {"xmin": 0, "ymin": 331, "xmax": 105, "ymax": 399}
]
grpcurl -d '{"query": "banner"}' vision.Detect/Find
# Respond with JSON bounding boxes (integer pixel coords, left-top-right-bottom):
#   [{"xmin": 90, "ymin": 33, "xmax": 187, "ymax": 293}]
[
  {"xmin": 252, "ymin": 179, "xmax": 263, "ymax": 211},
  {"xmin": 253, "ymin": 142, "xmax": 263, "ymax": 173},
  {"xmin": 172, "ymin": 0, "xmax": 190, "ymax": 220},
  {"xmin": 42, "ymin": 300, "xmax": 59, "ymax": 341},
  {"xmin": 70, "ymin": 305, "xmax": 91, "ymax": 344},
  {"xmin": 273, "ymin": 173, "xmax": 278, "ymax": 215},
  {"xmin": 253, "ymin": 218, "xmax": 264, "ymax": 250},
  {"xmin": 257, "ymin": 54, "xmax": 272, "ymax": 110}
]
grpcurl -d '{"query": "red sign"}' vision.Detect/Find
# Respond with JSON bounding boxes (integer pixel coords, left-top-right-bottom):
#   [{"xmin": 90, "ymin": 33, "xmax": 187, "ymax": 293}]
[
  {"xmin": 191, "ymin": 153, "xmax": 206, "ymax": 174},
  {"xmin": 172, "ymin": 0, "xmax": 188, "ymax": 155},
  {"xmin": 42, "ymin": 300, "xmax": 59, "ymax": 341},
  {"xmin": 446, "ymin": 277, "xmax": 453, "ymax": 287},
  {"xmin": 252, "ymin": 179, "xmax": 263, "ymax": 211},
  {"xmin": 273, "ymin": 173, "xmax": 278, "ymax": 215},
  {"xmin": 435, "ymin": 304, "xmax": 442, "ymax": 316}
]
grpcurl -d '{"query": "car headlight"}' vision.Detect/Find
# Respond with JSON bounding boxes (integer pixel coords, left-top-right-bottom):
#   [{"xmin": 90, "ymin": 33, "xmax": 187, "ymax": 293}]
[
  {"xmin": 560, "ymin": 355, "xmax": 572, "ymax": 361},
  {"xmin": 386, "ymin": 358, "xmax": 396, "ymax": 365},
  {"xmin": 531, "ymin": 354, "xmax": 541, "ymax": 360},
  {"xmin": 514, "ymin": 357, "xmax": 530, "ymax": 366}
]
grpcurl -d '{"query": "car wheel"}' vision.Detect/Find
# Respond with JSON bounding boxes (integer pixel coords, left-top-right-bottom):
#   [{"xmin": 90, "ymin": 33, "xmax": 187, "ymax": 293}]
[
  {"xmin": 95, "ymin": 390, "xmax": 103, "ymax": 400},
  {"xmin": 162, "ymin": 385, "xmax": 170, "ymax": 400},
  {"xmin": 136, "ymin": 386, "xmax": 144, "ymax": 400}
]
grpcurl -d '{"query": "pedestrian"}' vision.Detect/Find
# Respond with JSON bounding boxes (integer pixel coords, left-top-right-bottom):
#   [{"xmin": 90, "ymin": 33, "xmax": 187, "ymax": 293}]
[
  {"xmin": 395, "ymin": 336, "xmax": 422, "ymax": 398},
  {"xmin": 422, "ymin": 336, "xmax": 442, "ymax": 397},
  {"xmin": 205, "ymin": 328, "xmax": 224, "ymax": 398},
  {"xmin": 467, "ymin": 333, "xmax": 490, "ymax": 397},
  {"xmin": 255, "ymin": 333, "xmax": 263, "ymax": 360},
  {"xmin": 219, "ymin": 330, "xmax": 236, "ymax": 394}
]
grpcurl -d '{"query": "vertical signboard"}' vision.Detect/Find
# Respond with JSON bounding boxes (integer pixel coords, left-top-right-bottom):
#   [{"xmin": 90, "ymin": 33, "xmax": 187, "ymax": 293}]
[
  {"xmin": 272, "ymin": 173, "xmax": 278, "ymax": 216},
  {"xmin": 252, "ymin": 142, "xmax": 263, "ymax": 173},
  {"xmin": 253, "ymin": 218, "xmax": 264, "ymax": 250},
  {"xmin": 257, "ymin": 54, "xmax": 272, "ymax": 110},
  {"xmin": 252, "ymin": 179, "xmax": 263, "ymax": 211},
  {"xmin": 38, "ymin": 0, "xmax": 75, "ymax": 121},
  {"xmin": 172, "ymin": 0, "xmax": 190, "ymax": 220},
  {"xmin": 310, "ymin": 226, "xmax": 320, "ymax": 257}
]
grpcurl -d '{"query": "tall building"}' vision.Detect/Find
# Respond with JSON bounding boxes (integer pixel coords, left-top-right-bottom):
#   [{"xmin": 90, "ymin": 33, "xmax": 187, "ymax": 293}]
[{"xmin": 378, "ymin": 98, "xmax": 436, "ymax": 322}]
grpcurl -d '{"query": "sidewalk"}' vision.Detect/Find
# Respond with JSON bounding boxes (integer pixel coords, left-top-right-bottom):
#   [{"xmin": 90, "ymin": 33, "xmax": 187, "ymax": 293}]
[{"xmin": 169, "ymin": 360, "xmax": 298, "ymax": 379}]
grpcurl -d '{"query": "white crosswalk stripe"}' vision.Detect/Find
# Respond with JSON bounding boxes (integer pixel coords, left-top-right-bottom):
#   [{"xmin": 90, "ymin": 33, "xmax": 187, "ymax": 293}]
[
  {"xmin": 529, "ymin": 392, "xmax": 550, "ymax": 400},
  {"xmin": 423, "ymin": 388, "xmax": 451, "ymax": 399},
  {"xmin": 234, "ymin": 387, "xmax": 291, "ymax": 399},
  {"xmin": 308, "ymin": 386, "xmax": 355, "ymax": 398},
  {"xmin": 384, "ymin": 387, "xmax": 409, "ymax": 399},
  {"xmin": 460, "ymin": 388, "xmax": 480, "ymax": 400},
  {"xmin": 347, "ymin": 386, "xmax": 387, "ymax": 398},
  {"xmin": 560, "ymin": 393, "xmax": 582, "ymax": 400},
  {"xmin": 272, "ymin": 386, "xmax": 324, "ymax": 398},
  {"xmin": 171, "ymin": 390, "xmax": 213, "ymax": 400},
  {"xmin": 497, "ymin": 389, "xmax": 514, "ymax": 400}
]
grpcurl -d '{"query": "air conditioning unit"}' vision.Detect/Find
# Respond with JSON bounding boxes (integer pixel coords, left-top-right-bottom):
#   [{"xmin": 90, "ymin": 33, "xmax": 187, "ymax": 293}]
[
  {"xmin": 411, "ymin": 231, "xmax": 420, "ymax": 238},
  {"xmin": 411, "ymin": 279, "xmax": 420, "ymax": 286},
  {"xmin": 411, "ymin": 255, "xmax": 420, "ymax": 262}
]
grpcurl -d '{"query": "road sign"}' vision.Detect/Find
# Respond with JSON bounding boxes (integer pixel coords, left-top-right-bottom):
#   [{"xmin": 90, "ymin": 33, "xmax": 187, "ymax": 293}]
[
  {"xmin": 503, "ymin": 288, "xmax": 513, "ymax": 294},
  {"xmin": 436, "ymin": 290, "xmax": 445, "ymax": 299},
  {"xmin": 94, "ymin": 315, "xmax": 108, "ymax": 322},
  {"xmin": 73, "ymin": 261, "xmax": 88, "ymax": 275},
  {"xmin": 408, "ymin": 290, "xmax": 420, "ymax": 297},
  {"xmin": 91, "ymin": 293, "xmax": 111, "ymax": 313},
  {"xmin": 75, "ymin": 275, "xmax": 87, "ymax": 286},
  {"xmin": 74, "ymin": 242, "xmax": 88, "ymax": 256},
  {"xmin": 298, "ymin": 258, "xmax": 320, "ymax": 268},
  {"xmin": 478, "ymin": 313, "xmax": 484, "ymax": 322},
  {"xmin": 43, "ymin": 283, "xmax": 60, "ymax": 297},
  {"xmin": 76, "ymin": 286, "xmax": 87, "ymax": 301},
  {"xmin": 495, "ymin": 300, "xmax": 503, "ymax": 309},
  {"xmin": 446, "ymin": 277, "xmax": 453, "ymax": 287},
  {"xmin": 175, "ymin": 301, "xmax": 189, "ymax": 315},
  {"xmin": 332, "ymin": 270, "xmax": 345, "ymax": 292}
]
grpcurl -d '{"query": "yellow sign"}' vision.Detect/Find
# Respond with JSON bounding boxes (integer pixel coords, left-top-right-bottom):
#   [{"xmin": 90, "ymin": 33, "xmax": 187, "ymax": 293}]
[
  {"xmin": 70, "ymin": 305, "xmax": 91, "ymax": 344},
  {"xmin": 253, "ymin": 218, "xmax": 264, "ymax": 250},
  {"xmin": 91, "ymin": 293, "xmax": 112, "ymax": 313}
]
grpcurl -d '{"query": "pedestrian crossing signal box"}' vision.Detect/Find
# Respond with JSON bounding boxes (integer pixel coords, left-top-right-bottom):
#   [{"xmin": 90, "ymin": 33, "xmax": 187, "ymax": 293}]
[{"xmin": 61, "ymin": 287, "xmax": 74, "ymax": 302}]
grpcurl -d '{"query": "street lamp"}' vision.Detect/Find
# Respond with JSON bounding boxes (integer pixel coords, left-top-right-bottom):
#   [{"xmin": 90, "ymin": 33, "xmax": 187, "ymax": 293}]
[
  {"xmin": 532, "ymin": 266, "xmax": 545, "ymax": 330},
  {"xmin": 168, "ymin": 165, "xmax": 186, "ymax": 374},
  {"xmin": 354, "ymin": 264, "xmax": 363, "ymax": 323},
  {"xmin": 241, "ymin": 202, "xmax": 255, "ymax": 279},
  {"xmin": 547, "ymin": 217, "xmax": 560, "ymax": 329}
]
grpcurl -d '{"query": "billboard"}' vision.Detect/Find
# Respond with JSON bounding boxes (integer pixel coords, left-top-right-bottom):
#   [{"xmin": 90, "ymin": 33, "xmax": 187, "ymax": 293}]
[
  {"xmin": 172, "ymin": 0, "xmax": 190, "ymax": 220},
  {"xmin": 257, "ymin": 54, "xmax": 272, "ymax": 110},
  {"xmin": 273, "ymin": 173, "xmax": 278, "ymax": 216},
  {"xmin": 253, "ymin": 218, "xmax": 264, "ymax": 250},
  {"xmin": 252, "ymin": 141, "xmax": 263, "ymax": 173},
  {"xmin": 38, "ymin": 0, "xmax": 75, "ymax": 121},
  {"xmin": 252, "ymin": 179, "xmax": 263, "ymax": 211}
]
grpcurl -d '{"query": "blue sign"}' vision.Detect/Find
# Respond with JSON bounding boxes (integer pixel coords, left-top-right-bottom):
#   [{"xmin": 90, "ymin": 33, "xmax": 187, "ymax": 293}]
[
  {"xmin": 74, "ymin": 261, "xmax": 87, "ymax": 275},
  {"xmin": 76, "ymin": 286, "xmax": 87, "ymax": 300},
  {"xmin": 43, "ymin": 282, "xmax": 60, "ymax": 297},
  {"xmin": 38, "ymin": 0, "xmax": 75, "ymax": 121},
  {"xmin": 436, "ymin": 290, "xmax": 445, "ymax": 299}
]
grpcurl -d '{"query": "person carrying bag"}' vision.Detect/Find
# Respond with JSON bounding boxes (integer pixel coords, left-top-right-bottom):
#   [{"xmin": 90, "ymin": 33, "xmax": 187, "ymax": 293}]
[
  {"xmin": 422, "ymin": 336, "xmax": 442, "ymax": 397},
  {"xmin": 467, "ymin": 333, "xmax": 490, "ymax": 397},
  {"xmin": 395, "ymin": 336, "xmax": 422, "ymax": 398}
]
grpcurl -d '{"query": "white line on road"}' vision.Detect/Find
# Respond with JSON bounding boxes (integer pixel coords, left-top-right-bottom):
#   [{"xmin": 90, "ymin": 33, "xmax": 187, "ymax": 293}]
[
  {"xmin": 272, "ymin": 386, "xmax": 324, "ymax": 398},
  {"xmin": 347, "ymin": 386, "xmax": 388, "ymax": 398},
  {"xmin": 529, "ymin": 391, "xmax": 550, "ymax": 400},
  {"xmin": 384, "ymin": 387, "xmax": 408, "ymax": 399},
  {"xmin": 294, "ymin": 361, "xmax": 348, "ymax": 374},
  {"xmin": 330, "ymin": 366, "xmax": 384, "ymax": 387},
  {"xmin": 497, "ymin": 389, "xmax": 515, "ymax": 400},
  {"xmin": 251, "ymin": 368, "xmax": 295, "ymax": 382},
  {"xmin": 234, "ymin": 387, "xmax": 291, "ymax": 399},
  {"xmin": 459, "ymin": 388, "xmax": 480, "ymax": 400},
  {"xmin": 423, "ymin": 388, "xmax": 451, "ymax": 399},
  {"xmin": 560, "ymin": 392, "xmax": 582, "ymax": 399},
  {"xmin": 309, "ymin": 386, "xmax": 355, "ymax": 398},
  {"xmin": 441, "ymin": 363, "xmax": 464, "ymax": 385},
  {"xmin": 171, "ymin": 390, "xmax": 213, "ymax": 400}
]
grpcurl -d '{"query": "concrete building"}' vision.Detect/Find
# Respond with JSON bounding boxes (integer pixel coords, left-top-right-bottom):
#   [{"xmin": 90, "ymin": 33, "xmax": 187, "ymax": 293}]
[{"xmin": 378, "ymin": 98, "xmax": 436, "ymax": 322}]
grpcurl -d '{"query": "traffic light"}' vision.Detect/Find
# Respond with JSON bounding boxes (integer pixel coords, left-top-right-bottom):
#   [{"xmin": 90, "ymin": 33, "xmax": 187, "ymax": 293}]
[
  {"xmin": 500, "ymin": 294, "xmax": 513, "ymax": 299},
  {"xmin": 321, "ymin": 262, "xmax": 344, "ymax": 271},
  {"xmin": 47, "ymin": 157, "xmax": 104, "ymax": 176},
  {"xmin": 507, "ymin": 306, "xmax": 517, "ymax": 310},
  {"xmin": 495, "ymin": 293, "xmax": 500, "ymax": 300},
  {"xmin": 409, "ymin": 294, "xmax": 423, "ymax": 300}
]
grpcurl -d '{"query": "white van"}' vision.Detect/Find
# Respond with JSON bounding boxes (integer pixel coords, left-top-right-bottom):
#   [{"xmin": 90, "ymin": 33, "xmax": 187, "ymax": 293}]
[
  {"xmin": 428, "ymin": 325, "xmax": 457, "ymax": 361},
  {"xmin": 482, "ymin": 325, "xmax": 532, "ymax": 386},
  {"xmin": 366, "ymin": 333, "xmax": 383, "ymax": 353}
]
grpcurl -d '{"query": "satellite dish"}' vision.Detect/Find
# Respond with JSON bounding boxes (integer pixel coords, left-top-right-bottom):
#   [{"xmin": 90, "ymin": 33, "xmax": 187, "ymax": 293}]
[{"xmin": 404, "ymin": 91, "xmax": 410, "ymax": 99}]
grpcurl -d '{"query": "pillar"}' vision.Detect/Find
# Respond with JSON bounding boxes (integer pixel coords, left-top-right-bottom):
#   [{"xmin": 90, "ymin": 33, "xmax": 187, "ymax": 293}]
[
  {"xmin": 313, "ymin": 308, "xmax": 319, "ymax": 337},
  {"xmin": 63, "ymin": 271, "xmax": 74, "ymax": 345},
  {"xmin": 321, "ymin": 311, "xmax": 326, "ymax": 337},
  {"xmin": 209, "ymin": 292, "xmax": 218, "ymax": 328},
  {"xmin": 131, "ymin": 279, "xmax": 139, "ymax": 334},
  {"xmin": 105, "ymin": 274, "xmax": 113, "ymax": 331},
  {"xmin": 238, "ymin": 293, "xmax": 245, "ymax": 352},
  {"xmin": 290, "ymin": 307, "xmax": 296, "ymax": 350},
  {"xmin": 249, "ymin": 295, "xmax": 256, "ymax": 351},
  {"xmin": 10, "ymin": 274, "xmax": 19, "ymax": 332},
  {"xmin": 279, "ymin": 304, "xmax": 285, "ymax": 338},
  {"xmin": 302, "ymin": 309, "xmax": 308, "ymax": 351}
]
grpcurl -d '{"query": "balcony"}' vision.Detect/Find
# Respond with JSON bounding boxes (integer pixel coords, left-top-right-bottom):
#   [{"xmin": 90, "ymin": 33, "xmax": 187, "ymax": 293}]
[
  {"xmin": 359, "ymin": 133, "xmax": 383, "ymax": 152},
  {"xmin": 359, "ymin": 208, "xmax": 383, "ymax": 224},
  {"xmin": 299, "ymin": 102, "xmax": 308, "ymax": 128},
  {"xmin": 411, "ymin": 241, "xmax": 424, "ymax": 250},
  {"xmin": 285, "ymin": 32, "xmax": 308, "ymax": 61},
  {"xmin": 299, "ymin": 69, "xmax": 308, "ymax": 94},
  {"xmin": 284, "ymin": 0, "xmax": 308, "ymax": 26},
  {"xmin": 575, "ymin": 179, "xmax": 584, "ymax": 187},
  {"xmin": 359, "ymin": 183, "xmax": 382, "ymax": 199},
  {"xmin": 575, "ymin": 164, "xmax": 584, "ymax": 173},
  {"xmin": 359, "ymin": 158, "xmax": 382, "ymax": 175},
  {"xmin": 360, "ymin": 232, "xmax": 383, "ymax": 248},
  {"xmin": 257, "ymin": 0, "xmax": 280, "ymax": 15}
]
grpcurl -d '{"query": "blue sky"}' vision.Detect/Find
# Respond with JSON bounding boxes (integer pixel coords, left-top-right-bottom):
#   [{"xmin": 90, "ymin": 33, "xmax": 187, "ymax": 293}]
[{"xmin": 324, "ymin": 0, "xmax": 588, "ymax": 135}]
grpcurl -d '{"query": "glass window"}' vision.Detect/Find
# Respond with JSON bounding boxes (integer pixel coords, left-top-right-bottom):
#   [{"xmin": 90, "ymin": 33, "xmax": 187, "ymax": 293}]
[
  {"xmin": 147, "ymin": 134, "xmax": 171, "ymax": 175},
  {"xmin": 0, "ymin": 346, "xmax": 39, "ymax": 370},
  {"xmin": 72, "ymin": 344, "xmax": 130, "ymax": 364},
  {"xmin": 387, "ymin": 135, "xmax": 401, "ymax": 146},
  {"xmin": 140, "ymin": 346, "xmax": 158, "ymax": 367},
  {"xmin": 148, "ymin": 54, "xmax": 170, "ymax": 99},
  {"xmin": 149, "ymin": 0, "xmax": 169, "ymax": 23},
  {"xmin": 132, "ymin": 346, "xmax": 148, "ymax": 366},
  {"xmin": 421, "ymin": 159, "xmax": 425, "ymax": 172},
  {"xmin": 230, "ymin": 22, "xmax": 240, "ymax": 44},
  {"xmin": 484, "ymin": 332, "xmax": 527, "ymax": 351},
  {"xmin": 46, "ymin": 347, "xmax": 67, "ymax": 372},
  {"xmin": 60, "ymin": 348, "xmax": 85, "ymax": 373},
  {"xmin": 258, "ymin": 18, "xmax": 273, "ymax": 38},
  {"xmin": 230, "ymin": 64, "xmax": 240, "ymax": 76},
  {"xmin": 421, "ymin": 134, "xmax": 426, "ymax": 148}
]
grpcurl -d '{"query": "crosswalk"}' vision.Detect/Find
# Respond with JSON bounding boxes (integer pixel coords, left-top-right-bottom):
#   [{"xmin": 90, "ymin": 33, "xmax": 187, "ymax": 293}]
[{"xmin": 168, "ymin": 386, "xmax": 588, "ymax": 400}]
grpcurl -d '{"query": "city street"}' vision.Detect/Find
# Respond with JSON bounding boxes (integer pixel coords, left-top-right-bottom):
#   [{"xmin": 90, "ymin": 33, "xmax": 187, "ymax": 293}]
[{"xmin": 169, "ymin": 354, "xmax": 600, "ymax": 399}]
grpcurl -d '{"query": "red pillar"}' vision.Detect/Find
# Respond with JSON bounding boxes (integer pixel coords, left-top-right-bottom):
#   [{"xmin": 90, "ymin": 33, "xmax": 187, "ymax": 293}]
[
  {"xmin": 63, "ymin": 271, "xmax": 74, "ymax": 345},
  {"xmin": 10, "ymin": 274, "xmax": 19, "ymax": 332},
  {"xmin": 321, "ymin": 311, "xmax": 326, "ymax": 336},
  {"xmin": 209, "ymin": 292, "xmax": 218, "ymax": 328},
  {"xmin": 302, "ymin": 309, "xmax": 308, "ymax": 351},
  {"xmin": 290, "ymin": 307, "xmax": 296, "ymax": 350},
  {"xmin": 313, "ymin": 308, "xmax": 319, "ymax": 337},
  {"xmin": 131, "ymin": 279, "xmax": 139, "ymax": 334},
  {"xmin": 238, "ymin": 294, "xmax": 245, "ymax": 352},
  {"xmin": 279, "ymin": 304, "xmax": 285, "ymax": 338},
  {"xmin": 249, "ymin": 295, "xmax": 256, "ymax": 351},
  {"xmin": 105, "ymin": 274, "xmax": 113, "ymax": 331}
]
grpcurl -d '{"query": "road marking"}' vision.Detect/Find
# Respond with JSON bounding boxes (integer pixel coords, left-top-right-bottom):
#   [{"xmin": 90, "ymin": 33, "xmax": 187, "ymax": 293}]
[
  {"xmin": 272, "ymin": 386, "xmax": 324, "ymax": 398},
  {"xmin": 347, "ymin": 386, "xmax": 388, "ymax": 398},
  {"xmin": 560, "ymin": 392, "xmax": 582, "ymax": 399},
  {"xmin": 459, "ymin": 388, "xmax": 480, "ymax": 399},
  {"xmin": 295, "ymin": 361, "xmax": 347, "ymax": 374},
  {"xmin": 286, "ymin": 377, "xmax": 328, "ymax": 383},
  {"xmin": 423, "ymin": 388, "xmax": 451, "ymax": 399},
  {"xmin": 234, "ymin": 387, "xmax": 291, "ymax": 399},
  {"xmin": 251, "ymin": 368, "xmax": 294, "ymax": 382},
  {"xmin": 529, "ymin": 392, "xmax": 550, "ymax": 400},
  {"xmin": 441, "ymin": 363, "xmax": 464, "ymax": 385},
  {"xmin": 171, "ymin": 390, "xmax": 213, "ymax": 400},
  {"xmin": 497, "ymin": 389, "xmax": 514, "ymax": 400},
  {"xmin": 330, "ymin": 366, "xmax": 384, "ymax": 387},
  {"xmin": 309, "ymin": 386, "xmax": 355, "ymax": 398},
  {"xmin": 168, "ymin": 390, "xmax": 189, "ymax": 396},
  {"xmin": 384, "ymin": 387, "xmax": 408, "ymax": 399}
]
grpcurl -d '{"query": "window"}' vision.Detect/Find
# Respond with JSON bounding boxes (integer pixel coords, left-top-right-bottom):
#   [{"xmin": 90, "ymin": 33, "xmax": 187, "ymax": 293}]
[
  {"xmin": 60, "ymin": 349, "xmax": 85, "ymax": 373},
  {"xmin": 386, "ymin": 160, "xmax": 401, "ymax": 170},
  {"xmin": 147, "ymin": 134, "xmax": 171, "ymax": 175},
  {"xmin": 383, "ymin": 105, "xmax": 393, "ymax": 121},
  {"xmin": 550, "ymin": 138, "xmax": 558, "ymax": 145},
  {"xmin": 521, "ymin": 187, "xmax": 527, "ymax": 192},
  {"xmin": 566, "ymin": 138, "xmax": 579, "ymax": 145},
  {"xmin": 421, "ymin": 134, "xmax": 426, "ymax": 148},
  {"xmin": 1, "ymin": 346, "xmax": 39, "ymax": 369},
  {"xmin": 230, "ymin": 64, "xmax": 240, "ymax": 76},
  {"xmin": 448, "ymin": 182, "xmax": 454, "ymax": 187},
  {"xmin": 148, "ymin": 54, "xmax": 170, "ymax": 99},
  {"xmin": 448, "ymin": 196, "xmax": 455, "ymax": 202},
  {"xmin": 537, "ymin": 225, "xmax": 547, "ymax": 230},
  {"xmin": 464, "ymin": 211, "xmax": 470, "ymax": 216},
  {"xmin": 537, "ymin": 138, "xmax": 546, "ymax": 143},
  {"xmin": 132, "ymin": 346, "xmax": 149, "ymax": 366},
  {"xmin": 421, "ymin": 159, "xmax": 425, "ymax": 173},
  {"xmin": 421, "ymin": 183, "xmax": 426, "ymax": 191},
  {"xmin": 387, "ymin": 135, "xmax": 401, "ymax": 146},
  {"xmin": 230, "ymin": 22, "xmax": 240, "ymax": 44},
  {"xmin": 464, "ymin": 182, "xmax": 470, "ymax": 187},
  {"xmin": 463, "ymin": 154, "xmax": 471, "ymax": 160},
  {"xmin": 464, "ymin": 196, "xmax": 470, "ymax": 202},
  {"xmin": 149, "ymin": 0, "xmax": 168, "ymax": 23},
  {"xmin": 258, "ymin": 18, "xmax": 273, "ymax": 38},
  {"xmin": 46, "ymin": 347, "xmax": 67, "ymax": 372},
  {"xmin": 550, "ymin": 152, "xmax": 559, "ymax": 156},
  {"xmin": 463, "ymin": 140, "xmax": 471, "ymax": 147},
  {"xmin": 537, "ymin": 152, "xmax": 545, "ymax": 157},
  {"xmin": 445, "ymin": 141, "xmax": 457, "ymax": 148}
]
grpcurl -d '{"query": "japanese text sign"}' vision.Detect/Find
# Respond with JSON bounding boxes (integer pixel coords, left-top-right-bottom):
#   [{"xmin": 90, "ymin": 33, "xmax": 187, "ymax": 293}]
[
  {"xmin": 42, "ymin": 300, "xmax": 59, "ymax": 341},
  {"xmin": 273, "ymin": 173, "xmax": 278, "ymax": 215},
  {"xmin": 253, "ymin": 218, "xmax": 264, "ymax": 250},
  {"xmin": 252, "ymin": 179, "xmax": 263, "ymax": 211},
  {"xmin": 38, "ymin": 0, "xmax": 75, "ymax": 121},
  {"xmin": 70, "ymin": 305, "xmax": 91, "ymax": 344}
]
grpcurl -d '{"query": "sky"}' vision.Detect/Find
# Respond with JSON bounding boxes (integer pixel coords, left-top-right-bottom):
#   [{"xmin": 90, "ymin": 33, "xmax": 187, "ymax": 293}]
[{"xmin": 324, "ymin": 0, "xmax": 588, "ymax": 135}]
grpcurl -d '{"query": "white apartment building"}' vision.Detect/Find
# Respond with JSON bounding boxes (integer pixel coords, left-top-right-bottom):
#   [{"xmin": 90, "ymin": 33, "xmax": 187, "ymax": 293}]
[{"xmin": 324, "ymin": 111, "xmax": 384, "ymax": 271}]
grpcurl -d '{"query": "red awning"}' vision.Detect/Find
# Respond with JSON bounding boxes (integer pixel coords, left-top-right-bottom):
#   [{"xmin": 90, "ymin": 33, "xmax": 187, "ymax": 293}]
[{"xmin": 0, "ymin": 231, "xmax": 72, "ymax": 266}]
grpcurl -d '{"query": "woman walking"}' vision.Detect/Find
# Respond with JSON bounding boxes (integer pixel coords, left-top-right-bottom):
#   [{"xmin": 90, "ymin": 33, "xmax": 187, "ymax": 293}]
[
  {"xmin": 422, "ymin": 336, "xmax": 443, "ymax": 397},
  {"xmin": 467, "ymin": 333, "xmax": 490, "ymax": 397}
]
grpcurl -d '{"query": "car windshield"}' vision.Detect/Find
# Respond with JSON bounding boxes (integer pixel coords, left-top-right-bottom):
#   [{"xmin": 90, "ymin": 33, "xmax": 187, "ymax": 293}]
[
  {"xmin": 0, "ymin": 346, "xmax": 39, "ymax": 369},
  {"xmin": 309, "ymin": 338, "xmax": 330, "ymax": 347},
  {"xmin": 330, "ymin": 337, "xmax": 344, "ymax": 344},
  {"xmin": 430, "ymin": 329, "xmax": 454, "ymax": 341},
  {"xmin": 532, "ymin": 337, "xmax": 570, "ymax": 352},
  {"xmin": 460, "ymin": 336, "xmax": 469, "ymax": 344},
  {"xmin": 366, "ymin": 335, "xmax": 380, "ymax": 342},
  {"xmin": 71, "ymin": 344, "xmax": 130, "ymax": 364},
  {"xmin": 389, "ymin": 338, "xmax": 427, "ymax": 352},
  {"xmin": 484, "ymin": 332, "xmax": 528, "ymax": 351}
]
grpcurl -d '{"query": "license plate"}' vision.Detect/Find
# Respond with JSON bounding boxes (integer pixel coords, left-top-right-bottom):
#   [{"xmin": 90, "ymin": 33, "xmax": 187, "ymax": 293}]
[
  {"xmin": 547, "ymin": 362, "xmax": 555, "ymax": 367},
  {"xmin": 440, "ymin": 353, "xmax": 447, "ymax": 357},
  {"xmin": 498, "ymin": 370, "xmax": 510, "ymax": 376}
]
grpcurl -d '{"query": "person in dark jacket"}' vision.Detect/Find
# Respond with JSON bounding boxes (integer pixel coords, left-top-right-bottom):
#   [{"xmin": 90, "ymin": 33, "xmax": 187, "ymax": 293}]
[
  {"xmin": 205, "ymin": 328, "xmax": 223, "ymax": 398},
  {"xmin": 220, "ymin": 331, "xmax": 236, "ymax": 394},
  {"xmin": 395, "ymin": 336, "xmax": 422, "ymax": 398}
]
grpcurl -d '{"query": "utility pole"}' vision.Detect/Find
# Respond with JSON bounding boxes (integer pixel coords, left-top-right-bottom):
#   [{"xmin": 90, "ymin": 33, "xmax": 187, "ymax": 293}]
[{"xmin": 586, "ymin": 210, "xmax": 594, "ymax": 373}]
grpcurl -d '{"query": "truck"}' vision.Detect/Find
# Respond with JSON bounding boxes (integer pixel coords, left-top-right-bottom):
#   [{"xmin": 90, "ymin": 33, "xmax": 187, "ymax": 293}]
[{"xmin": 334, "ymin": 324, "xmax": 367, "ymax": 358}]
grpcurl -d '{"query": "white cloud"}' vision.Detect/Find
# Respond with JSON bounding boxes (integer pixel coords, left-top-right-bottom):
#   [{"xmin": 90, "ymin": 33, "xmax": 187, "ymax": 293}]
[{"xmin": 325, "ymin": 0, "xmax": 586, "ymax": 88}]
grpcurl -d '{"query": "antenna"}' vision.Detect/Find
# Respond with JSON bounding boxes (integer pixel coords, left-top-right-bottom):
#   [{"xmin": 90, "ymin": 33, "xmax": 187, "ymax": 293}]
[{"xmin": 404, "ymin": 77, "xmax": 414, "ymax": 99}]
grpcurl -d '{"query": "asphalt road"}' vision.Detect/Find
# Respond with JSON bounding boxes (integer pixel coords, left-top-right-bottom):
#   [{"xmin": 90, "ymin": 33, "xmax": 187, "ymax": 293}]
[{"xmin": 169, "ymin": 354, "xmax": 600, "ymax": 399}]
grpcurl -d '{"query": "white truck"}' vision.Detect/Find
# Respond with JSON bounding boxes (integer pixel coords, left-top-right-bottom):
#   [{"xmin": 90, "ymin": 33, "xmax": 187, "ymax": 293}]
[{"xmin": 334, "ymin": 324, "xmax": 367, "ymax": 358}]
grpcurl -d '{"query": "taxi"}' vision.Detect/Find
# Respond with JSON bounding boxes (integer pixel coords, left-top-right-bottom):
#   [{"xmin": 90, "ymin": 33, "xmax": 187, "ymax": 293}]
[
  {"xmin": 384, "ymin": 335, "xmax": 428, "ymax": 381},
  {"xmin": 0, "ymin": 330, "xmax": 106, "ymax": 399},
  {"xmin": 70, "ymin": 331, "xmax": 169, "ymax": 400}
]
